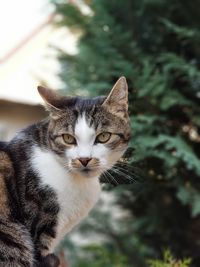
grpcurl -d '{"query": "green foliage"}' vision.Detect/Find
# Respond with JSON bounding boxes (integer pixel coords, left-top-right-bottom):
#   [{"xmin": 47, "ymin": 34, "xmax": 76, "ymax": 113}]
[
  {"xmin": 52, "ymin": 0, "xmax": 200, "ymax": 266},
  {"xmin": 73, "ymin": 245, "xmax": 128, "ymax": 267},
  {"xmin": 148, "ymin": 250, "xmax": 191, "ymax": 267}
]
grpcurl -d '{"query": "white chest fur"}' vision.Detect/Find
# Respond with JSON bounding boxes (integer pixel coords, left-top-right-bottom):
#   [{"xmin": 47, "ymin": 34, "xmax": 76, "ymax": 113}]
[{"xmin": 31, "ymin": 146, "xmax": 101, "ymax": 250}]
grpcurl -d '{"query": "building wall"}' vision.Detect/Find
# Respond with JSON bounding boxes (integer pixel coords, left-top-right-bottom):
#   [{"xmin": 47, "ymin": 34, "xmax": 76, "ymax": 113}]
[{"xmin": 0, "ymin": 100, "xmax": 47, "ymax": 141}]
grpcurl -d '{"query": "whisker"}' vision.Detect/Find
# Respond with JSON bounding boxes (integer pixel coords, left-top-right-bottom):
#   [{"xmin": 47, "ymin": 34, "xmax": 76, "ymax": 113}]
[
  {"xmin": 104, "ymin": 170, "xmax": 119, "ymax": 185},
  {"xmin": 100, "ymin": 167, "xmax": 119, "ymax": 185},
  {"xmin": 112, "ymin": 168, "xmax": 134, "ymax": 182},
  {"xmin": 101, "ymin": 172, "xmax": 111, "ymax": 184},
  {"xmin": 111, "ymin": 166, "xmax": 140, "ymax": 183},
  {"xmin": 113, "ymin": 165, "xmax": 132, "ymax": 174},
  {"xmin": 116, "ymin": 162, "xmax": 142, "ymax": 174},
  {"xmin": 63, "ymin": 163, "xmax": 73, "ymax": 173},
  {"xmin": 113, "ymin": 167, "xmax": 135, "ymax": 179}
]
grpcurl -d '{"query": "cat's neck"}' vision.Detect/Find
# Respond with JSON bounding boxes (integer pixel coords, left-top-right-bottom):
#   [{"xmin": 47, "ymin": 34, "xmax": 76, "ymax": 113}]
[{"xmin": 31, "ymin": 144, "xmax": 101, "ymax": 249}]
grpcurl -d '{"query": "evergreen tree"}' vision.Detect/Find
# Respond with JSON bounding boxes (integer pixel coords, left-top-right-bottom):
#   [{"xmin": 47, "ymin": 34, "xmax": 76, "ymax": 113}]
[{"xmin": 52, "ymin": 0, "xmax": 200, "ymax": 266}]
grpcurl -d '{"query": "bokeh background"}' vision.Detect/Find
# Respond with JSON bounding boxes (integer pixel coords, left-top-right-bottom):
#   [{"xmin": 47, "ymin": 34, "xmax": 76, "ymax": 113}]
[{"xmin": 1, "ymin": 1, "xmax": 200, "ymax": 266}]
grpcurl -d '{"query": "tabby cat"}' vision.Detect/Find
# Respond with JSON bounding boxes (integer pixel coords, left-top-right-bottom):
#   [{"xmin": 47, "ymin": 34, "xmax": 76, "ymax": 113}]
[{"xmin": 0, "ymin": 77, "xmax": 131, "ymax": 267}]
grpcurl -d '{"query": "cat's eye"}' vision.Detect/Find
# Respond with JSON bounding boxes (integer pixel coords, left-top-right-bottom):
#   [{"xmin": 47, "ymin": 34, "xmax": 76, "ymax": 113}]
[
  {"xmin": 63, "ymin": 134, "xmax": 76, "ymax": 145},
  {"xmin": 96, "ymin": 132, "xmax": 111, "ymax": 143}
]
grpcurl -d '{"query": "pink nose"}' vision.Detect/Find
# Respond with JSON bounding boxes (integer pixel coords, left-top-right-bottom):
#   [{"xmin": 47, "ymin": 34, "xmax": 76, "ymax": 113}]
[{"xmin": 78, "ymin": 157, "xmax": 92, "ymax": 167}]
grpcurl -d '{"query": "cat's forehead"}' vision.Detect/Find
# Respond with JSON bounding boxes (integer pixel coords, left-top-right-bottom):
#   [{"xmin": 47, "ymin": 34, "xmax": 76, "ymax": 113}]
[
  {"xmin": 68, "ymin": 104, "xmax": 112, "ymax": 131},
  {"xmin": 75, "ymin": 114, "xmax": 95, "ymax": 141},
  {"xmin": 58, "ymin": 96, "xmax": 105, "ymax": 124},
  {"xmin": 57, "ymin": 96, "xmax": 105, "ymax": 112},
  {"xmin": 73, "ymin": 96, "xmax": 106, "ymax": 111},
  {"xmin": 54, "ymin": 95, "xmax": 128, "ymax": 134}
]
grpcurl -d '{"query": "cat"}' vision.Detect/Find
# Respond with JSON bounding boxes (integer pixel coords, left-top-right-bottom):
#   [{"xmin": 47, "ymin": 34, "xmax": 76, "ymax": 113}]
[{"xmin": 0, "ymin": 76, "xmax": 131, "ymax": 267}]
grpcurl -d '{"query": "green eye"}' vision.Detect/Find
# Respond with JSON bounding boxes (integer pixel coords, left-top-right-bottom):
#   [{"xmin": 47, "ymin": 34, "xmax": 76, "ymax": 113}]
[
  {"xmin": 63, "ymin": 134, "xmax": 76, "ymax": 145},
  {"xmin": 96, "ymin": 132, "xmax": 111, "ymax": 143}
]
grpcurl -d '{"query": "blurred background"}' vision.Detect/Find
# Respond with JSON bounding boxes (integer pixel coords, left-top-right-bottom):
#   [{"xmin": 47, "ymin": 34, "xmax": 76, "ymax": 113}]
[{"xmin": 1, "ymin": 0, "xmax": 200, "ymax": 266}]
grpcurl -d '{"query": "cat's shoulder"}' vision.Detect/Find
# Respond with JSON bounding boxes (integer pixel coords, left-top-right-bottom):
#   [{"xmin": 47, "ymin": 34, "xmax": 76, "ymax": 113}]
[{"xmin": 10, "ymin": 120, "xmax": 47, "ymax": 147}]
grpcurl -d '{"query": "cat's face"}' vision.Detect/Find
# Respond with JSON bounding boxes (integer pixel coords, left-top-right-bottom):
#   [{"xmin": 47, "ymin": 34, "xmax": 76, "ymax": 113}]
[{"xmin": 38, "ymin": 77, "xmax": 131, "ymax": 178}]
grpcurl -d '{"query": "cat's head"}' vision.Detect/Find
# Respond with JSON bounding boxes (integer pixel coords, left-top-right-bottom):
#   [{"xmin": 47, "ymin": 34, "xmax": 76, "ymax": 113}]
[{"xmin": 38, "ymin": 77, "xmax": 131, "ymax": 179}]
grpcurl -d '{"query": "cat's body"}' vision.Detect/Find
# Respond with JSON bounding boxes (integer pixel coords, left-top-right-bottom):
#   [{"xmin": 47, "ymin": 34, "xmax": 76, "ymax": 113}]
[
  {"xmin": 0, "ymin": 77, "xmax": 131, "ymax": 266},
  {"xmin": 0, "ymin": 118, "xmax": 101, "ymax": 266}
]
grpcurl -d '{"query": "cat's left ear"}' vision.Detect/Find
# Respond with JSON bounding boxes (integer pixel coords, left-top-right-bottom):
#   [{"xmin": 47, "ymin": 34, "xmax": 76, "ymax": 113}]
[
  {"xmin": 37, "ymin": 86, "xmax": 65, "ymax": 118},
  {"xmin": 102, "ymin": 76, "xmax": 128, "ymax": 117}
]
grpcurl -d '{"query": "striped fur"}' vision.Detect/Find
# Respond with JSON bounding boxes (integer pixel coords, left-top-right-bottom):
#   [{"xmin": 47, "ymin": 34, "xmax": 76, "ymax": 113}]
[{"xmin": 0, "ymin": 77, "xmax": 131, "ymax": 266}]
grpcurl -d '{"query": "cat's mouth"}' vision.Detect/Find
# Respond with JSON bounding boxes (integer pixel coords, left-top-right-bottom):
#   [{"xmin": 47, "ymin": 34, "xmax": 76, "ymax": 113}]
[
  {"xmin": 80, "ymin": 167, "xmax": 98, "ymax": 176},
  {"xmin": 81, "ymin": 167, "xmax": 91, "ymax": 173},
  {"xmin": 73, "ymin": 166, "xmax": 101, "ymax": 178}
]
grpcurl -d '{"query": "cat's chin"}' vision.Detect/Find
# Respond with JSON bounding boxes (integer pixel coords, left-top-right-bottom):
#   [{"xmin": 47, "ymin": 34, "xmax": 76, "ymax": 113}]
[{"xmin": 71, "ymin": 168, "xmax": 100, "ymax": 179}]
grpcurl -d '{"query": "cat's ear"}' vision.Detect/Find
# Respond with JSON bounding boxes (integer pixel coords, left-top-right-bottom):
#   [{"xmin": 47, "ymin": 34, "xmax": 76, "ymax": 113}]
[
  {"xmin": 102, "ymin": 76, "xmax": 128, "ymax": 117},
  {"xmin": 37, "ymin": 86, "xmax": 64, "ymax": 118}
]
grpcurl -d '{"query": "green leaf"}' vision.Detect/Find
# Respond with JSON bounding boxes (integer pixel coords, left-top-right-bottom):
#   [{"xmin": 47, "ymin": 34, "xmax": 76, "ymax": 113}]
[{"xmin": 192, "ymin": 194, "xmax": 200, "ymax": 217}]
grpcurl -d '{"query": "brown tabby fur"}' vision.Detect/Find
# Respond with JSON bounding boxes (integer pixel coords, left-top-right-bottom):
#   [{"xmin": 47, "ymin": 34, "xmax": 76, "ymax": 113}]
[{"xmin": 0, "ymin": 77, "xmax": 131, "ymax": 267}]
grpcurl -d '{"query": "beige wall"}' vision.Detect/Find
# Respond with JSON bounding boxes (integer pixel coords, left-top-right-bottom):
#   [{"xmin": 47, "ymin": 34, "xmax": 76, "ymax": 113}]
[{"xmin": 0, "ymin": 100, "xmax": 47, "ymax": 141}]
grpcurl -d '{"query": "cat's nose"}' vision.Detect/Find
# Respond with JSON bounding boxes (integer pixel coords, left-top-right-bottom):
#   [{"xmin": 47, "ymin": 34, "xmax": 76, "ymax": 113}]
[{"xmin": 78, "ymin": 157, "xmax": 92, "ymax": 167}]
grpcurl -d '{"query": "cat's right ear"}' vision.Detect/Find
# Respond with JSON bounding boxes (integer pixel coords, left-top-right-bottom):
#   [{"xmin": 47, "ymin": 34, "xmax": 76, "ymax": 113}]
[
  {"xmin": 37, "ymin": 86, "xmax": 64, "ymax": 118},
  {"xmin": 102, "ymin": 76, "xmax": 128, "ymax": 118}
]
